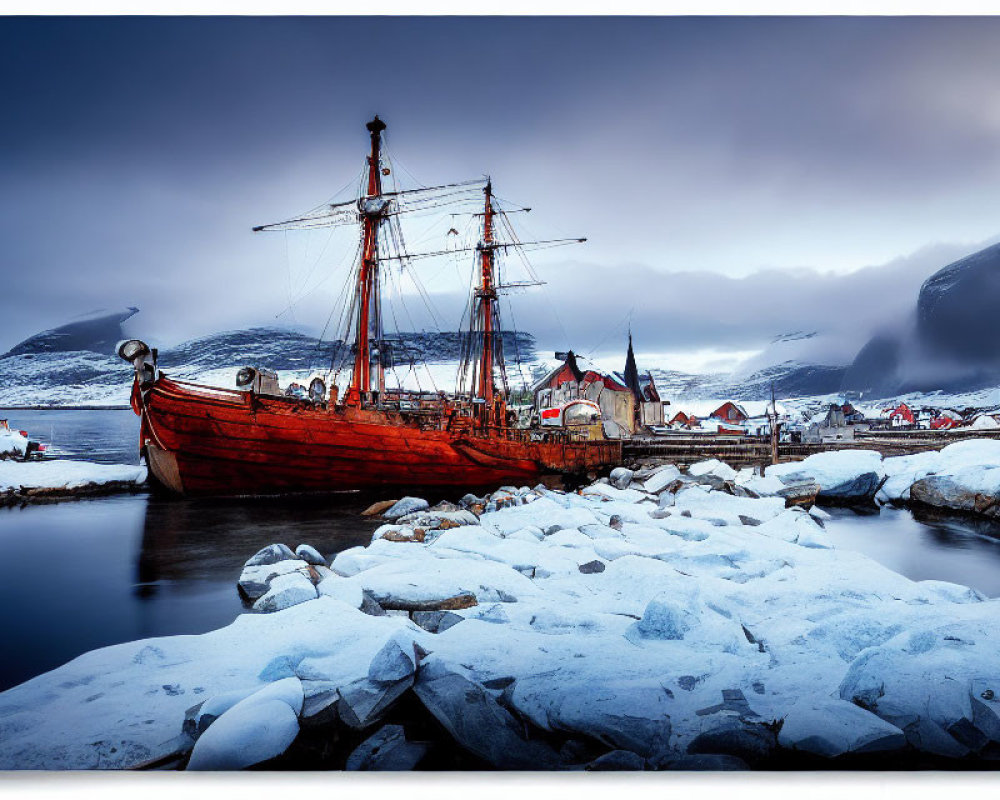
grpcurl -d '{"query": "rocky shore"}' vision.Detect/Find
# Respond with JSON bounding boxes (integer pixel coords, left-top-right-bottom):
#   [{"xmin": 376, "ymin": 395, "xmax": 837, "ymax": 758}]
[
  {"xmin": 1, "ymin": 447, "xmax": 999, "ymax": 771},
  {"xmin": 0, "ymin": 459, "xmax": 147, "ymax": 507}
]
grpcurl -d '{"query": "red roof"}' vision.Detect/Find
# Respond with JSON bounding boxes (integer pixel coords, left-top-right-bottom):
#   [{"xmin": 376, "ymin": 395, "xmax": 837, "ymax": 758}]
[
  {"xmin": 890, "ymin": 403, "xmax": 915, "ymax": 424},
  {"xmin": 712, "ymin": 402, "xmax": 748, "ymax": 423},
  {"xmin": 581, "ymin": 370, "xmax": 629, "ymax": 392}
]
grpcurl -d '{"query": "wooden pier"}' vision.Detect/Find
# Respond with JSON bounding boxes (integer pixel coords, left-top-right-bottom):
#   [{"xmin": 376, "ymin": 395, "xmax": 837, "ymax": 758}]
[{"xmin": 623, "ymin": 428, "xmax": 1000, "ymax": 469}]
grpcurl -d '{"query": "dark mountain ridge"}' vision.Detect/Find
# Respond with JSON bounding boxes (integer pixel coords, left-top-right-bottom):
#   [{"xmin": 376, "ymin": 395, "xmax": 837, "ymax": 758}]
[
  {"xmin": 843, "ymin": 241, "xmax": 1000, "ymax": 397},
  {"xmin": 4, "ymin": 308, "xmax": 139, "ymax": 358}
]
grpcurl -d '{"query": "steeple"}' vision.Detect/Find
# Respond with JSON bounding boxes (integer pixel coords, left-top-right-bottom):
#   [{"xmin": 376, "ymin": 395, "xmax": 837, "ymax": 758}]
[{"xmin": 623, "ymin": 331, "xmax": 641, "ymax": 401}]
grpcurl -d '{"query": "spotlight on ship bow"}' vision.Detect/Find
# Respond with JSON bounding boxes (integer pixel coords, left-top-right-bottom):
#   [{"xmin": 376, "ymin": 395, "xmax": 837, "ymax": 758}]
[
  {"xmin": 118, "ymin": 339, "xmax": 150, "ymax": 364},
  {"xmin": 118, "ymin": 339, "xmax": 155, "ymax": 386}
]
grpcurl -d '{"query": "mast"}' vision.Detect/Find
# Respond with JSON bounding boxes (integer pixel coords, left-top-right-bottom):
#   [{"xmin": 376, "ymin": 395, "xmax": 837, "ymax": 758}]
[
  {"xmin": 475, "ymin": 180, "xmax": 498, "ymax": 427},
  {"xmin": 347, "ymin": 115, "xmax": 387, "ymax": 407}
]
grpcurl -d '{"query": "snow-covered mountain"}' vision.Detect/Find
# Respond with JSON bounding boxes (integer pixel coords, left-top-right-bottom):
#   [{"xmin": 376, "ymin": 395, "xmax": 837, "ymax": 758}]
[
  {"xmin": 4, "ymin": 294, "xmax": 999, "ymax": 414},
  {"xmin": 0, "ymin": 322, "xmax": 539, "ymax": 407}
]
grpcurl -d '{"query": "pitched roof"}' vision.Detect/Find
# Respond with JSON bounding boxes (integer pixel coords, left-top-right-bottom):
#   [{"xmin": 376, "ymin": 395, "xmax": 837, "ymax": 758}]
[{"xmin": 530, "ymin": 351, "xmax": 584, "ymax": 393}]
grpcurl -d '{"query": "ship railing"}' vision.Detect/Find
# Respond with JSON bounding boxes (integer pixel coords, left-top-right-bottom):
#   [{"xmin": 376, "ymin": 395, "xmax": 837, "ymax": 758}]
[
  {"xmin": 477, "ymin": 426, "xmax": 605, "ymax": 446},
  {"xmin": 162, "ymin": 378, "xmax": 247, "ymax": 402}
]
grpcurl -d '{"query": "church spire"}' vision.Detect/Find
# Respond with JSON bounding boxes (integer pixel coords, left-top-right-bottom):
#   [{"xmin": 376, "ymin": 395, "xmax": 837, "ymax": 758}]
[{"xmin": 624, "ymin": 330, "xmax": 642, "ymax": 401}]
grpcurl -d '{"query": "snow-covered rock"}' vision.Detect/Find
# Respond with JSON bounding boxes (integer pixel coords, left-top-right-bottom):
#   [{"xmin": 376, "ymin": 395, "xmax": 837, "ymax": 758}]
[
  {"xmin": 295, "ymin": 544, "xmax": 326, "ymax": 565},
  {"xmin": 394, "ymin": 509, "xmax": 480, "ymax": 533},
  {"xmin": 609, "ymin": 467, "xmax": 634, "ymax": 490},
  {"xmin": 883, "ymin": 439, "xmax": 1000, "ymax": 514},
  {"xmin": 383, "ymin": 497, "xmax": 429, "ymax": 520},
  {"xmin": 767, "ymin": 450, "xmax": 885, "ymax": 503},
  {"xmin": 581, "ymin": 482, "xmax": 648, "ymax": 504},
  {"xmin": 879, "ymin": 451, "xmax": 940, "ymax": 503},
  {"xmin": 629, "ymin": 594, "xmax": 694, "ymax": 640},
  {"xmin": 252, "ymin": 571, "xmax": 319, "ymax": 612},
  {"xmin": 778, "ymin": 697, "xmax": 906, "ymax": 757},
  {"xmin": 245, "ymin": 543, "xmax": 297, "ymax": 567},
  {"xmin": 838, "ymin": 615, "xmax": 1000, "ymax": 756},
  {"xmin": 414, "ymin": 657, "xmax": 561, "ymax": 769},
  {"xmin": 640, "ymin": 465, "xmax": 682, "ymax": 494},
  {"xmin": 238, "ymin": 558, "xmax": 308, "ymax": 601},
  {"xmin": 187, "ymin": 677, "xmax": 304, "ymax": 770},
  {"xmin": 0, "ymin": 598, "xmax": 419, "ymax": 769},
  {"xmin": 688, "ymin": 459, "xmax": 738, "ymax": 482}
]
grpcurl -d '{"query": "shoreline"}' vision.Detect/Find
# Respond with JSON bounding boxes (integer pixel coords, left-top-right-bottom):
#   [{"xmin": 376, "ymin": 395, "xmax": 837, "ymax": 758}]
[
  {"xmin": 0, "ymin": 480, "xmax": 148, "ymax": 508},
  {"xmin": 0, "ymin": 405, "xmax": 131, "ymax": 411},
  {"xmin": 2, "ymin": 461, "xmax": 998, "ymax": 771}
]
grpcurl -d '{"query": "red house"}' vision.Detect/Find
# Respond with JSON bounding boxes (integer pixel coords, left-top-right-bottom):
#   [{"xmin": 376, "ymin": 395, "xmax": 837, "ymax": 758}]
[
  {"xmin": 670, "ymin": 411, "xmax": 691, "ymax": 427},
  {"xmin": 889, "ymin": 403, "xmax": 915, "ymax": 426},
  {"xmin": 711, "ymin": 402, "xmax": 749, "ymax": 424}
]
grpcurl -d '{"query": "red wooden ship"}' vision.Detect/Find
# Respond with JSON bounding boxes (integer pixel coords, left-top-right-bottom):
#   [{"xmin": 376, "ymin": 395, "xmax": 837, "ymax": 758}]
[{"xmin": 120, "ymin": 116, "xmax": 621, "ymax": 496}]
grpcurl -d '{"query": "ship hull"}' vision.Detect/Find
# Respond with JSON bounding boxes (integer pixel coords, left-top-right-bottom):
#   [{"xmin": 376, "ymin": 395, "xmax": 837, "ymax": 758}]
[{"xmin": 133, "ymin": 375, "xmax": 621, "ymax": 496}]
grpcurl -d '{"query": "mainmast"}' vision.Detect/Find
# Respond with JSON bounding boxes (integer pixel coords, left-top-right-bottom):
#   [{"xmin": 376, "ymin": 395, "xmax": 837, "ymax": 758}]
[
  {"xmin": 476, "ymin": 181, "xmax": 498, "ymax": 426},
  {"xmin": 346, "ymin": 115, "xmax": 387, "ymax": 407}
]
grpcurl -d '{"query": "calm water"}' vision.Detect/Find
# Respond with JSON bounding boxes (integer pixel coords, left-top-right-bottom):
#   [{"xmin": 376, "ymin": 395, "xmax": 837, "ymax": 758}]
[
  {"xmin": 0, "ymin": 409, "xmax": 382, "ymax": 691},
  {"xmin": 1, "ymin": 408, "xmax": 999, "ymax": 692},
  {"xmin": 1, "ymin": 406, "xmax": 141, "ymax": 464},
  {"xmin": 823, "ymin": 505, "xmax": 1000, "ymax": 597}
]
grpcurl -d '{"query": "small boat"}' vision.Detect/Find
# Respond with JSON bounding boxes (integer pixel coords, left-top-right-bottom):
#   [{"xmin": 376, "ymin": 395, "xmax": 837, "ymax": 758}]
[
  {"xmin": 121, "ymin": 116, "xmax": 621, "ymax": 496},
  {"xmin": 0, "ymin": 419, "xmax": 46, "ymax": 461}
]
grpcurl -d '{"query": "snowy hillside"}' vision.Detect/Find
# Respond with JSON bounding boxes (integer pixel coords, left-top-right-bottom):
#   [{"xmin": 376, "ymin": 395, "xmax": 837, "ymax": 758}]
[{"xmin": 0, "ymin": 326, "xmax": 539, "ymax": 408}]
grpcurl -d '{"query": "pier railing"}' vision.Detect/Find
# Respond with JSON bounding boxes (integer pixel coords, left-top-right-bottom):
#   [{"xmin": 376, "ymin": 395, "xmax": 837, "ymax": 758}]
[{"xmin": 624, "ymin": 427, "xmax": 1000, "ymax": 467}]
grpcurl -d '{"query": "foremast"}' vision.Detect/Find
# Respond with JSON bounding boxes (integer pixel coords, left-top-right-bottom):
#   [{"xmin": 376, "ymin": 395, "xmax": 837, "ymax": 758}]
[
  {"xmin": 471, "ymin": 180, "xmax": 508, "ymax": 432},
  {"xmin": 346, "ymin": 115, "xmax": 387, "ymax": 408}
]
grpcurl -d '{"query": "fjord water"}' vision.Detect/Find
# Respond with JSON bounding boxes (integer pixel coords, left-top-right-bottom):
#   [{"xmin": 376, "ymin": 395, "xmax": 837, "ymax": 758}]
[
  {"xmin": 1, "ymin": 408, "xmax": 1000, "ymax": 692},
  {"xmin": 0, "ymin": 408, "xmax": 379, "ymax": 691}
]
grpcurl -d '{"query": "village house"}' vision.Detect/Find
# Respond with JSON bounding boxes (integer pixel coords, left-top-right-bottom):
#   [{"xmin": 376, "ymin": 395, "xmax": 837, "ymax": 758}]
[
  {"xmin": 888, "ymin": 402, "xmax": 916, "ymax": 428},
  {"xmin": 930, "ymin": 409, "xmax": 962, "ymax": 430},
  {"xmin": 659, "ymin": 399, "xmax": 791, "ymax": 437},
  {"xmin": 711, "ymin": 401, "xmax": 749, "ymax": 426},
  {"xmin": 531, "ymin": 338, "xmax": 669, "ymax": 438}
]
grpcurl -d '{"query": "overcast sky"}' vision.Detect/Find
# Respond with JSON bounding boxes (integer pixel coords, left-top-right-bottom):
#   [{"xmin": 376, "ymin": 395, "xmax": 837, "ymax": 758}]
[{"xmin": 3, "ymin": 16, "xmax": 1000, "ymax": 372}]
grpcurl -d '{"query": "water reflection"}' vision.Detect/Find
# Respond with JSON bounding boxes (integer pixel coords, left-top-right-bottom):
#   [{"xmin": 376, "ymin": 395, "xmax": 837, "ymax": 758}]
[
  {"xmin": 0, "ymin": 491, "xmax": 383, "ymax": 691},
  {"xmin": 134, "ymin": 492, "xmax": 379, "ymax": 592},
  {"xmin": 823, "ymin": 504, "xmax": 1000, "ymax": 598},
  {"xmin": 910, "ymin": 504, "xmax": 1000, "ymax": 545}
]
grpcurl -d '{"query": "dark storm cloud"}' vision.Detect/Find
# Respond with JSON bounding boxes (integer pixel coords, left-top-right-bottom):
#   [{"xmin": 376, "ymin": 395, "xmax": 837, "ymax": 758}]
[{"xmin": 3, "ymin": 16, "xmax": 1000, "ymax": 366}]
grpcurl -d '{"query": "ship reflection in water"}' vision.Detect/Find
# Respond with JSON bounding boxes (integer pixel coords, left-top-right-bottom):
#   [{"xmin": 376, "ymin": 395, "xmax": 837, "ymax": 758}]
[
  {"xmin": 134, "ymin": 492, "xmax": 377, "ymax": 595},
  {"xmin": 0, "ymin": 492, "xmax": 379, "ymax": 692}
]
